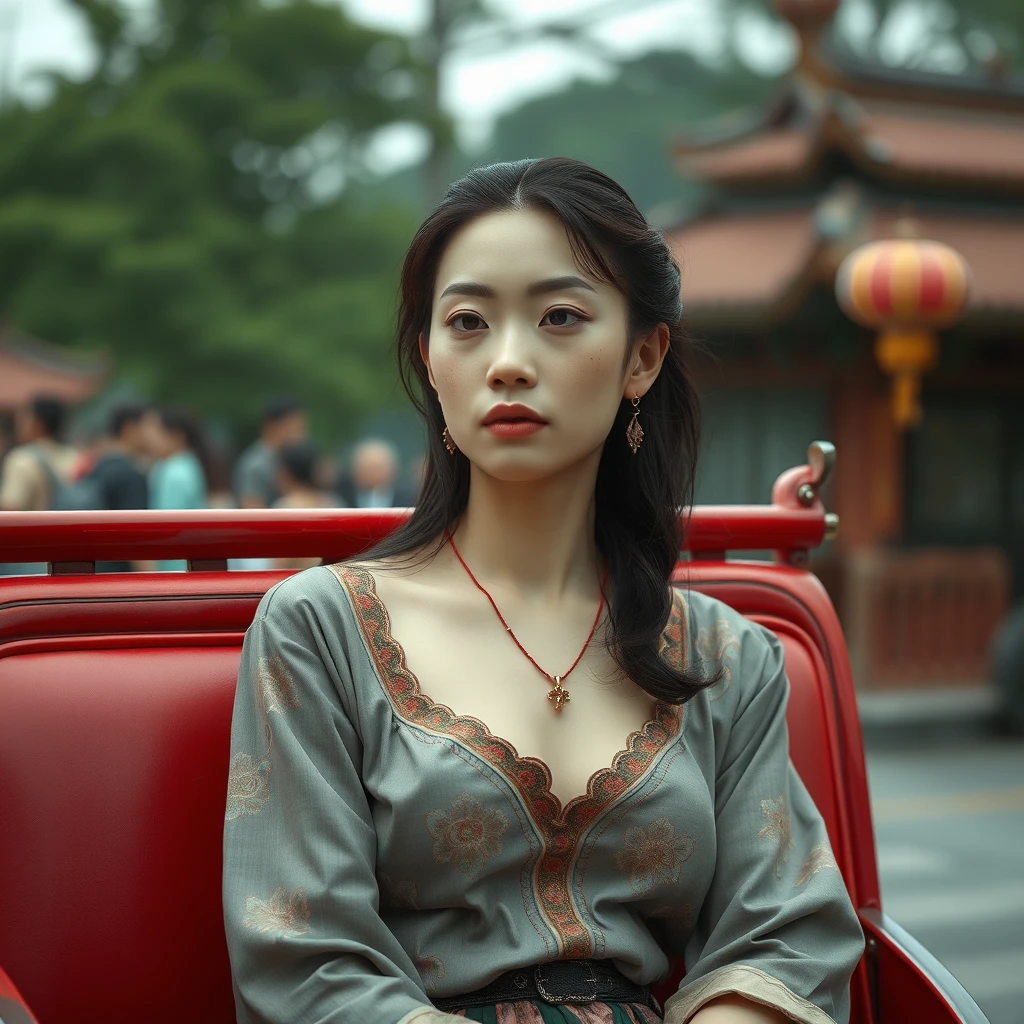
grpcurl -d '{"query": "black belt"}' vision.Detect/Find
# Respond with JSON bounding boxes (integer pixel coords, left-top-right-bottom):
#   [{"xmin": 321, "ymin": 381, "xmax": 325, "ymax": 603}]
[{"xmin": 431, "ymin": 958, "xmax": 657, "ymax": 1013}]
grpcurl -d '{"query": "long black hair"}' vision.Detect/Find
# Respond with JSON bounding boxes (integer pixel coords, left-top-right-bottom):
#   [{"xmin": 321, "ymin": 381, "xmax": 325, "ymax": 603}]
[{"xmin": 364, "ymin": 157, "xmax": 719, "ymax": 704}]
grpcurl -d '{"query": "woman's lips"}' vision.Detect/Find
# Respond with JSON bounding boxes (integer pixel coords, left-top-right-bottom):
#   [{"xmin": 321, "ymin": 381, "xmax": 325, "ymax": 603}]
[{"xmin": 485, "ymin": 419, "xmax": 546, "ymax": 438}]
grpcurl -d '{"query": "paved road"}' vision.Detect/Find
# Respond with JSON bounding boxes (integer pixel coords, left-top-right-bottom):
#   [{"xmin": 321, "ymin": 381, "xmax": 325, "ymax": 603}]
[{"xmin": 866, "ymin": 735, "xmax": 1024, "ymax": 1024}]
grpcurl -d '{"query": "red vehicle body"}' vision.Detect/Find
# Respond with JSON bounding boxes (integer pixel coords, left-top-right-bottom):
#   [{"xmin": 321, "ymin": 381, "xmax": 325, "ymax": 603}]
[{"xmin": 0, "ymin": 443, "xmax": 988, "ymax": 1024}]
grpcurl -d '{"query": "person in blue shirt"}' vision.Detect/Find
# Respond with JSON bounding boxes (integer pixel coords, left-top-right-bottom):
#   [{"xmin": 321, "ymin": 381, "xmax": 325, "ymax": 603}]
[{"xmin": 146, "ymin": 407, "xmax": 208, "ymax": 571}]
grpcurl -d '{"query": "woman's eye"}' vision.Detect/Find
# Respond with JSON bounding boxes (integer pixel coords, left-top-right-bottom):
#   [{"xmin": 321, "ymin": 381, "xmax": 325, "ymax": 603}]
[
  {"xmin": 449, "ymin": 313, "xmax": 486, "ymax": 332},
  {"xmin": 542, "ymin": 308, "xmax": 585, "ymax": 328}
]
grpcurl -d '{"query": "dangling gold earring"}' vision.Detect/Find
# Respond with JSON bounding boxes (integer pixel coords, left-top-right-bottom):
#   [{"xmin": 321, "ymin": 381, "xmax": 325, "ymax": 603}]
[
  {"xmin": 442, "ymin": 426, "xmax": 457, "ymax": 455},
  {"xmin": 626, "ymin": 395, "xmax": 644, "ymax": 454}
]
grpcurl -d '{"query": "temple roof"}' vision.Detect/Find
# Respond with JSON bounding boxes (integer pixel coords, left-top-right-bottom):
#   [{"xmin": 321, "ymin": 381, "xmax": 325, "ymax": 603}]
[
  {"xmin": 667, "ymin": 0, "xmax": 1024, "ymax": 326},
  {"xmin": 667, "ymin": 187, "xmax": 1024, "ymax": 326},
  {"xmin": 675, "ymin": 86, "xmax": 1024, "ymax": 192},
  {"xmin": 0, "ymin": 325, "xmax": 108, "ymax": 411}
]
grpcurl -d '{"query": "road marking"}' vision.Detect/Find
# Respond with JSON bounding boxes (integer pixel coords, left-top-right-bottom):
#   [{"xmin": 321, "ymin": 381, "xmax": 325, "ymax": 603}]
[
  {"xmin": 872, "ymin": 785, "xmax": 1024, "ymax": 822},
  {"xmin": 939, "ymin": 947, "xmax": 1024, "ymax": 1002},
  {"xmin": 883, "ymin": 880, "xmax": 1024, "ymax": 930}
]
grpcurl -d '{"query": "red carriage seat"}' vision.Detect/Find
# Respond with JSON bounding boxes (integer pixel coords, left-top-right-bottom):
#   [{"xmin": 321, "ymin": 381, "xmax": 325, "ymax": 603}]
[{"xmin": 0, "ymin": 446, "xmax": 988, "ymax": 1024}]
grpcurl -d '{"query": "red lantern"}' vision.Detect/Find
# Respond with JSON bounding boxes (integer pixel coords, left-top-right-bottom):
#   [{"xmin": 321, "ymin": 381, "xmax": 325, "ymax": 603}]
[{"xmin": 836, "ymin": 239, "xmax": 970, "ymax": 428}]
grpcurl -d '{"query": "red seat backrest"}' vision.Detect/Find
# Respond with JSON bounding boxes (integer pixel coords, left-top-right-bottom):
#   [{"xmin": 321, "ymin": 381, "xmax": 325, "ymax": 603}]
[{"xmin": 0, "ymin": 559, "xmax": 877, "ymax": 1024}]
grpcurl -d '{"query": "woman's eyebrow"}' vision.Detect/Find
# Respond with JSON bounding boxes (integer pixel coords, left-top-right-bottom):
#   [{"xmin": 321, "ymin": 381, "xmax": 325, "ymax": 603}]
[
  {"xmin": 438, "ymin": 281, "xmax": 495, "ymax": 300},
  {"xmin": 437, "ymin": 275, "xmax": 597, "ymax": 301},
  {"xmin": 526, "ymin": 275, "xmax": 597, "ymax": 296}
]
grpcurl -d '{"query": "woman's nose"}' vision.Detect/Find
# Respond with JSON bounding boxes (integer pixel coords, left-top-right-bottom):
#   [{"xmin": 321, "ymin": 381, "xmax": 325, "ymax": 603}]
[{"xmin": 485, "ymin": 324, "xmax": 537, "ymax": 389}]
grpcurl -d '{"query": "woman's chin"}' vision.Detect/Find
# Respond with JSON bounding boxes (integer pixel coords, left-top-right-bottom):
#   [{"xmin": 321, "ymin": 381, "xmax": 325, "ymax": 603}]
[
  {"xmin": 467, "ymin": 449, "xmax": 596, "ymax": 485},
  {"xmin": 476, "ymin": 463, "xmax": 557, "ymax": 484}
]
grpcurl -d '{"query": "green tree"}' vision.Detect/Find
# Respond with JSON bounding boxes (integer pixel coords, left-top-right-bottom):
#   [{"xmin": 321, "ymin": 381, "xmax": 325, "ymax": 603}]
[
  {"xmin": 464, "ymin": 0, "xmax": 1024, "ymax": 217},
  {"xmin": 835, "ymin": 0, "xmax": 1024, "ymax": 71},
  {"xmin": 0, "ymin": 0, "xmax": 435, "ymax": 440},
  {"xmin": 471, "ymin": 48, "xmax": 773, "ymax": 216}
]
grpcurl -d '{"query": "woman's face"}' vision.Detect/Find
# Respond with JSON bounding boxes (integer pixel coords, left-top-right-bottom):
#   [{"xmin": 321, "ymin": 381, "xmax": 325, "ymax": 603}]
[{"xmin": 422, "ymin": 208, "xmax": 662, "ymax": 483}]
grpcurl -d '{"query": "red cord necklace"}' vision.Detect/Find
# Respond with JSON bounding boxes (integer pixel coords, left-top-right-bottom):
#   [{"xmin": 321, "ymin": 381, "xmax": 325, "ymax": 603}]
[{"xmin": 446, "ymin": 532, "xmax": 607, "ymax": 713}]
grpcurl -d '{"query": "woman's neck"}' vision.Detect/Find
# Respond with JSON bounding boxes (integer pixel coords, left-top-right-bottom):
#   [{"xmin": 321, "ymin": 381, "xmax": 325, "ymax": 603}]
[{"xmin": 449, "ymin": 452, "xmax": 603, "ymax": 604}]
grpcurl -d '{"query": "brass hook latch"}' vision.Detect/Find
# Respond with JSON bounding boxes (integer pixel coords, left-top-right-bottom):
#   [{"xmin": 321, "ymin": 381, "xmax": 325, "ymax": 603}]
[{"xmin": 797, "ymin": 441, "xmax": 839, "ymax": 542}]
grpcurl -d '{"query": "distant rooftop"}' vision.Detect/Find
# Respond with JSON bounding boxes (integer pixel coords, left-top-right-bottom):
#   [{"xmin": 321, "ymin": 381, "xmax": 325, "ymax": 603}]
[
  {"xmin": 667, "ymin": 0, "xmax": 1024, "ymax": 327},
  {"xmin": 0, "ymin": 325, "xmax": 108, "ymax": 412}
]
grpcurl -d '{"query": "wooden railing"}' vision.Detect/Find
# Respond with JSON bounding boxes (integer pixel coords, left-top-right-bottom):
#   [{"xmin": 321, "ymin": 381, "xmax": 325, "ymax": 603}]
[{"xmin": 844, "ymin": 547, "xmax": 1011, "ymax": 689}]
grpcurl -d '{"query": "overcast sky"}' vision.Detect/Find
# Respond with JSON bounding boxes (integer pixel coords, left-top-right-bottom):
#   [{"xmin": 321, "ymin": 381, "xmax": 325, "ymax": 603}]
[{"xmin": 0, "ymin": 0, "xmax": 795, "ymax": 166}]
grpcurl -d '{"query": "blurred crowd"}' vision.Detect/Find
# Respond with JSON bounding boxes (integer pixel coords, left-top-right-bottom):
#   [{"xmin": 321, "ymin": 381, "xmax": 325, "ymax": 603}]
[{"xmin": 0, "ymin": 393, "xmax": 420, "ymax": 573}]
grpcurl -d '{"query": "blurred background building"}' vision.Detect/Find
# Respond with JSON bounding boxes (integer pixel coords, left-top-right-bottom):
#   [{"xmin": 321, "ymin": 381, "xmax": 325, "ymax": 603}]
[
  {"xmin": 669, "ymin": 0, "xmax": 1023, "ymax": 694},
  {"xmin": 0, "ymin": 0, "xmax": 1021, "ymax": 696},
  {"xmin": 0, "ymin": 325, "xmax": 106, "ymax": 430}
]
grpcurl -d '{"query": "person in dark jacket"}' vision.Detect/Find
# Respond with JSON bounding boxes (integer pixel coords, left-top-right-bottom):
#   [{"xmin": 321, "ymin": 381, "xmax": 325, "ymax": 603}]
[
  {"xmin": 89, "ymin": 403, "xmax": 152, "ymax": 572},
  {"xmin": 90, "ymin": 404, "xmax": 150, "ymax": 510}
]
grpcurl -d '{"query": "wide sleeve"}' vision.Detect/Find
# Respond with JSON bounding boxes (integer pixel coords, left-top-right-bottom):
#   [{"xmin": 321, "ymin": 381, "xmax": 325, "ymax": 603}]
[
  {"xmin": 663, "ymin": 619, "xmax": 864, "ymax": 1024},
  {"xmin": 222, "ymin": 577, "xmax": 462, "ymax": 1024}
]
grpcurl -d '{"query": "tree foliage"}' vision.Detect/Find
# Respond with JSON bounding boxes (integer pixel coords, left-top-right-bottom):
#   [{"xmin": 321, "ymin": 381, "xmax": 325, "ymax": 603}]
[
  {"xmin": 5, "ymin": 0, "xmax": 1023, "ymax": 448},
  {"xmin": 835, "ymin": 0, "xmax": 1024, "ymax": 72},
  {"xmin": 469, "ymin": 48, "xmax": 775, "ymax": 216},
  {"xmin": 0, "ymin": 0, "xmax": 433, "ymax": 440},
  {"xmin": 465, "ymin": 0, "xmax": 1024, "ymax": 217}
]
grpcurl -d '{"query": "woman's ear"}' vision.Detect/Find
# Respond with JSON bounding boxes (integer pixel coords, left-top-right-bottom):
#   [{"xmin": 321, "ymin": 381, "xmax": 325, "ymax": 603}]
[
  {"xmin": 624, "ymin": 322, "xmax": 670, "ymax": 399},
  {"xmin": 418, "ymin": 332, "xmax": 438, "ymax": 391}
]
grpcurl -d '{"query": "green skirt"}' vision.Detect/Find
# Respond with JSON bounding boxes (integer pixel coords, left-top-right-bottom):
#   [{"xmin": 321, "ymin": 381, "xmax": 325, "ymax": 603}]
[{"xmin": 456, "ymin": 999, "xmax": 661, "ymax": 1023}]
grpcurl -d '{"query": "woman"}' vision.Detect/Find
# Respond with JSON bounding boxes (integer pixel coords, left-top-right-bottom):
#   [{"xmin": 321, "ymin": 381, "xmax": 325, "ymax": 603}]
[
  {"xmin": 223, "ymin": 158, "xmax": 864, "ymax": 1024},
  {"xmin": 147, "ymin": 407, "xmax": 208, "ymax": 571}
]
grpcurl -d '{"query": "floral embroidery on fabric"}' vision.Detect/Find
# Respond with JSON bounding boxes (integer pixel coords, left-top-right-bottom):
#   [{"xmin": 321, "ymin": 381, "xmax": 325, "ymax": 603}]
[
  {"xmin": 658, "ymin": 589, "xmax": 690, "ymax": 671},
  {"xmin": 795, "ymin": 840, "xmax": 840, "ymax": 886},
  {"xmin": 576, "ymin": 1003, "xmax": 659, "ymax": 1024},
  {"xmin": 241, "ymin": 885, "xmax": 310, "ymax": 938},
  {"xmin": 436, "ymin": 1001, "xmax": 660, "ymax": 1023},
  {"xmin": 258, "ymin": 654, "xmax": 301, "ymax": 715},
  {"xmin": 614, "ymin": 817, "xmax": 696, "ymax": 894},
  {"xmin": 379, "ymin": 872, "xmax": 420, "ymax": 909},
  {"xmin": 414, "ymin": 947, "xmax": 447, "ymax": 990},
  {"xmin": 403, "ymin": 998, "xmax": 659, "ymax": 1022},
  {"xmin": 426, "ymin": 792, "xmax": 508, "ymax": 875},
  {"xmin": 225, "ymin": 751, "xmax": 271, "ymax": 821},
  {"xmin": 695, "ymin": 617, "xmax": 741, "ymax": 701},
  {"xmin": 329, "ymin": 566, "xmax": 686, "ymax": 958},
  {"xmin": 758, "ymin": 794, "xmax": 796, "ymax": 877},
  {"xmin": 256, "ymin": 652, "xmax": 301, "ymax": 753}
]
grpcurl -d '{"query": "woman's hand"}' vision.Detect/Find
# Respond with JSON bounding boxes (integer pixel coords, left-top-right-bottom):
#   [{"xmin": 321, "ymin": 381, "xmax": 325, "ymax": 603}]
[{"xmin": 689, "ymin": 993, "xmax": 789, "ymax": 1023}]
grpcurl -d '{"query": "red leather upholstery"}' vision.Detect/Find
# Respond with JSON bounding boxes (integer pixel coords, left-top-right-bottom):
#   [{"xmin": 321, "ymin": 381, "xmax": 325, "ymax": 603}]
[{"xmin": 0, "ymin": 561, "xmax": 875, "ymax": 1024}]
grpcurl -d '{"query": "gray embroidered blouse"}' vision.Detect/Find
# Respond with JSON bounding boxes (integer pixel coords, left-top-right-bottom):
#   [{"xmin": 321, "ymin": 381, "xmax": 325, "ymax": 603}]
[{"xmin": 222, "ymin": 564, "xmax": 864, "ymax": 1024}]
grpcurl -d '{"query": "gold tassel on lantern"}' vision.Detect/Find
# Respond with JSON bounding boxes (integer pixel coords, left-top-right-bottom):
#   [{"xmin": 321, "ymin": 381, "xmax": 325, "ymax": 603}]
[{"xmin": 835, "ymin": 238, "xmax": 969, "ymax": 430}]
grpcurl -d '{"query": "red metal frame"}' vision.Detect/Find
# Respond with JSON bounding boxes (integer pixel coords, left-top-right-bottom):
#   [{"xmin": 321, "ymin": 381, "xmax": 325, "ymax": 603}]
[
  {"xmin": 0, "ymin": 503, "xmax": 827, "ymax": 567},
  {"xmin": 860, "ymin": 909, "xmax": 988, "ymax": 1024},
  {"xmin": 0, "ymin": 441, "xmax": 990, "ymax": 1023}
]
